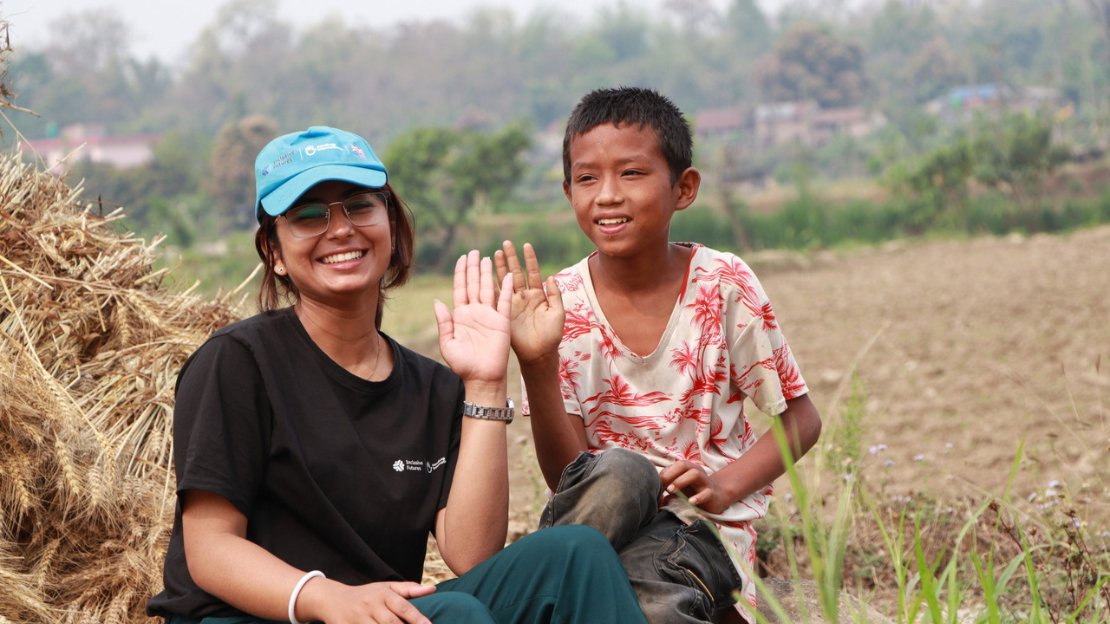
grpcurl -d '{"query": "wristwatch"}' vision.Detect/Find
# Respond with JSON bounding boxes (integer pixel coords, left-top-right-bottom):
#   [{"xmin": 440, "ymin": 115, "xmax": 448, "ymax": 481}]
[{"xmin": 462, "ymin": 398, "xmax": 514, "ymax": 423}]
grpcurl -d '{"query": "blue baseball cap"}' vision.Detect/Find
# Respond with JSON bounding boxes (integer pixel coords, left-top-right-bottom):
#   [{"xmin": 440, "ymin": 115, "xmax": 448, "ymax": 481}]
[{"xmin": 254, "ymin": 126, "xmax": 388, "ymax": 221}]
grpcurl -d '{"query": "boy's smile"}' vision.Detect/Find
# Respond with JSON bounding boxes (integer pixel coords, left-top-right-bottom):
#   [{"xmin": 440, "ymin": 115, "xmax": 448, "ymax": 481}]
[{"xmin": 564, "ymin": 122, "xmax": 698, "ymax": 261}]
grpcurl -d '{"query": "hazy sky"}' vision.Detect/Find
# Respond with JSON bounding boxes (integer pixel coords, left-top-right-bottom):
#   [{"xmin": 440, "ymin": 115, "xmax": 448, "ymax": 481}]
[{"xmin": 4, "ymin": 0, "xmax": 737, "ymax": 66}]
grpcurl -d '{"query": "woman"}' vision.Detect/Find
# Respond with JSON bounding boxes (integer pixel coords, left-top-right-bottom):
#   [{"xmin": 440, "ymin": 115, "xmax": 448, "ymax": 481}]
[{"xmin": 146, "ymin": 126, "xmax": 648, "ymax": 624}]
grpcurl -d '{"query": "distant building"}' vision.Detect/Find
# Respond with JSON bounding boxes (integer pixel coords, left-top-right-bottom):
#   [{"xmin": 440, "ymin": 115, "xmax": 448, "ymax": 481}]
[
  {"xmin": 924, "ymin": 84, "xmax": 1064, "ymax": 121},
  {"xmin": 697, "ymin": 101, "xmax": 883, "ymax": 151},
  {"xmin": 812, "ymin": 106, "xmax": 882, "ymax": 144},
  {"xmin": 694, "ymin": 107, "xmax": 748, "ymax": 142},
  {"xmin": 753, "ymin": 101, "xmax": 819, "ymax": 148},
  {"xmin": 18, "ymin": 123, "xmax": 160, "ymax": 174}
]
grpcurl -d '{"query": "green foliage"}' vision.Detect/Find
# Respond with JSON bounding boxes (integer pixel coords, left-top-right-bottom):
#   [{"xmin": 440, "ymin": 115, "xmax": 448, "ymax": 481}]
[
  {"xmin": 64, "ymin": 129, "xmax": 213, "ymax": 248},
  {"xmin": 386, "ymin": 120, "xmax": 533, "ymax": 270},
  {"xmin": 887, "ymin": 137, "xmax": 974, "ymax": 232},
  {"xmin": 971, "ymin": 112, "xmax": 1071, "ymax": 208},
  {"xmin": 885, "ymin": 112, "xmax": 1072, "ymax": 233}
]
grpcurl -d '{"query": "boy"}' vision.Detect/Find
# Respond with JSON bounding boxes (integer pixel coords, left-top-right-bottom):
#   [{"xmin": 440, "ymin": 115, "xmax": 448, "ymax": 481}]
[{"xmin": 496, "ymin": 87, "xmax": 822, "ymax": 624}]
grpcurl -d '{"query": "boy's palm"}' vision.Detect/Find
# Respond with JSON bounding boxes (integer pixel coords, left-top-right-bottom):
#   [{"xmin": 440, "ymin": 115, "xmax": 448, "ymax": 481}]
[
  {"xmin": 495, "ymin": 242, "xmax": 565, "ymax": 365},
  {"xmin": 510, "ymin": 279, "xmax": 564, "ymax": 363}
]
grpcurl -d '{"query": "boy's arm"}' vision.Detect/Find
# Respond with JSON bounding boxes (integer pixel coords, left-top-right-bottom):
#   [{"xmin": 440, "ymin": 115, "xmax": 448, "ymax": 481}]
[
  {"xmin": 660, "ymin": 394, "xmax": 822, "ymax": 515},
  {"xmin": 517, "ymin": 349, "xmax": 590, "ymax": 490},
  {"xmin": 495, "ymin": 242, "xmax": 589, "ymax": 490}
]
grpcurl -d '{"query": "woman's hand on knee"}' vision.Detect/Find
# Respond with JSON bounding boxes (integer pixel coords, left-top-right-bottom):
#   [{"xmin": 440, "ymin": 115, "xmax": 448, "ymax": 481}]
[{"xmin": 301, "ymin": 579, "xmax": 435, "ymax": 624}]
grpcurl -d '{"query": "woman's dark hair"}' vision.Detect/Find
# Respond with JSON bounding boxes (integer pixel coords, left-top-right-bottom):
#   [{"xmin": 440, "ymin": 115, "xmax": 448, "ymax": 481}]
[
  {"xmin": 254, "ymin": 181, "xmax": 416, "ymax": 329},
  {"xmin": 562, "ymin": 86, "xmax": 693, "ymax": 186}
]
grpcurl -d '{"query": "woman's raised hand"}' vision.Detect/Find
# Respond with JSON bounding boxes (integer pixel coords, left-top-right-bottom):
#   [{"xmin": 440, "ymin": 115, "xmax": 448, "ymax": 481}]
[
  {"xmin": 493, "ymin": 241, "xmax": 565, "ymax": 367},
  {"xmin": 434, "ymin": 250, "xmax": 513, "ymax": 386}
]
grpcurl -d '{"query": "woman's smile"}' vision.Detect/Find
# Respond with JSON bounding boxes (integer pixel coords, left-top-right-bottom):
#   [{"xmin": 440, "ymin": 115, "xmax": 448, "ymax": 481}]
[{"xmin": 319, "ymin": 249, "xmax": 366, "ymax": 265}]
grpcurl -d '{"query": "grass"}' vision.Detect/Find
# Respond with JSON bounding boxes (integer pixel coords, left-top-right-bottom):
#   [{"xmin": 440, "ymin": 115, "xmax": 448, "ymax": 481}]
[{"xmin": 749, "ymin": 369, "xmax": 1110, "ymax": 624}]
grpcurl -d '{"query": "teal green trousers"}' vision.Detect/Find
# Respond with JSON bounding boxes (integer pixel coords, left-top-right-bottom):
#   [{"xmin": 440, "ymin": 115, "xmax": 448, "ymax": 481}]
[{"xmin": 164, "ymin": 525, "xmax": 648, "ymax": 624}]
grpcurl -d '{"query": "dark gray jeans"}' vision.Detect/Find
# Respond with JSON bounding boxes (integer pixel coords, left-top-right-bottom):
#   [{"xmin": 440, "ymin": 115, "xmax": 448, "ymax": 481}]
[{"xmin": 539, "ymin": 449, "xmax": 743, "ymax": 624}]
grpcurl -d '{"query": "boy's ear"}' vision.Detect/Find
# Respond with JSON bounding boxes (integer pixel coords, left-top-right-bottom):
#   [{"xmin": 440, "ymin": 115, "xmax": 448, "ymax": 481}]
[
  {"xmin": 673, "ymin": 167, "xmax": 701, "ymax": 212},
  {"xmin": 563, "ymin": 179, "xmax": 572, "ymax": 202}
]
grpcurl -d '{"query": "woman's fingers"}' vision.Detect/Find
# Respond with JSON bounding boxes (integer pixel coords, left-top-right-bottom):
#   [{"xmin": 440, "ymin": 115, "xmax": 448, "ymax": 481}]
[
  {"xmin": 433, "ymin": 299, "xmax": 453, "ymax": 345},
  {"xmin": 466, "ymin": 249, "xmax": 481, "ymax": 304},
  {"xmin": 451, "ymin": 253, "xmax": 468, "ymax": 309},
  {"xmin": 497, "ymin": 273, "xmax": 513, "ymax": 317},
  {"xmin": 388, "ymin": 581, "xmax": 437, "ymax": 599},
  {"xmin": 479, "ymin": 256, "xmax": 497, "ymax": 306}
]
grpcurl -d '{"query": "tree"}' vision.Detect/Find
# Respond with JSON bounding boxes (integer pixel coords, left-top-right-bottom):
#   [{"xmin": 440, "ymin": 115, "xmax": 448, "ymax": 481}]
[
  {"xmin": 904, "ymin": 35, "xmax": 965, "ymax": 104},
  {"xmin": 971, "ymin": 112, "xmax": 1070, "ymax": 211},
  {"xmin": 386, "ymin": 121, "xmax": 532, "ymax": 271},
  {"xmin": 207, "ymin": 115, "xmax": 279, "ymax": 232},
  {"xmin": 887, "ymin": 138, "xmax": 974, "ymax": 231},
  {"xmin": 756, "ymin": 23, "xmax": 870, "ymax": 107}
]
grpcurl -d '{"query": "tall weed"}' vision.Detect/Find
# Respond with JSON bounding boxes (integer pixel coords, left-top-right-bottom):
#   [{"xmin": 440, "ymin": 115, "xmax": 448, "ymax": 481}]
[{"xmin": 752, "ymin": 375, "xmax": 1110, "ymax": 623}]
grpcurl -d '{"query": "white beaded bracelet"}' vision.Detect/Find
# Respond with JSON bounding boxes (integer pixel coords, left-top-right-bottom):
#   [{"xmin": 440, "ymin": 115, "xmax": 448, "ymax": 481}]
[{"xmin": 288, "ymin": 569, "xmax": 325, "ymax": 624}]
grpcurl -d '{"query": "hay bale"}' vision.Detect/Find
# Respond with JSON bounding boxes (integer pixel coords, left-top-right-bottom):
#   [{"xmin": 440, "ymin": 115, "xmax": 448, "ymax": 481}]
[{"xmin": 0, "ymin": 154, "xmax": 244, "ymax": 624}]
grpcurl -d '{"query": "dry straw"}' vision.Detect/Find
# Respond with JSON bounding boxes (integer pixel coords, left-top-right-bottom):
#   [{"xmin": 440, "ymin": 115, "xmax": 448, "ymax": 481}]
[{"xmin": 0, "ymin": 153, "xmax": 243, "ymax": 624}]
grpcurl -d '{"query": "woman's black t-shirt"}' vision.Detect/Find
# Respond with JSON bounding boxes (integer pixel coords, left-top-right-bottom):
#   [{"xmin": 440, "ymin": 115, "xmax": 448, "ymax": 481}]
[{"xmin": 147, "ymin": 308, "xmax": 464, "ymax": 618}]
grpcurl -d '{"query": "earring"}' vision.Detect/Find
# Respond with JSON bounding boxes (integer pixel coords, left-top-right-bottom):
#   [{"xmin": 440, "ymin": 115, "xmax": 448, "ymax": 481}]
[{"xmin": 275, "ymin": 266, "xmax": 286, "ymax": 275}]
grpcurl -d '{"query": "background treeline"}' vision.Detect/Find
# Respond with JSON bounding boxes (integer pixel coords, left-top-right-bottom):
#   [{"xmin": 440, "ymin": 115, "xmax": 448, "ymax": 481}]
[{"xmin": 3, "ymin": 0, "xmax": 1110, "ymax": 285}]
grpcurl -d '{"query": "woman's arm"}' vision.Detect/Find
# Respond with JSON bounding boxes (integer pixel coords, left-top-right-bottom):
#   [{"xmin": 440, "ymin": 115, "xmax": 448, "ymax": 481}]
[
  {"xmin": 182, "ymin": 490, "xmax": 435, "ymax": 624},
  {"xmin": 432, "ymin": 251, "xmax": 514, "ymax": 573}
]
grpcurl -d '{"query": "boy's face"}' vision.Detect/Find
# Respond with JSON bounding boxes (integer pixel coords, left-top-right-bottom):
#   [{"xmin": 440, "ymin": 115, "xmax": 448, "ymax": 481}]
[{"xmin": 563, "ymin": 122, "xmax": 697, "ymax": 260}]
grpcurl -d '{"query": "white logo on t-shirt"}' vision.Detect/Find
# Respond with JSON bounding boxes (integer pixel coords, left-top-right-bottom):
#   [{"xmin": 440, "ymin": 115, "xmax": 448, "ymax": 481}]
[{"xmin": 392, "ymin": 458, "xmax": 446, "ymax": 473}]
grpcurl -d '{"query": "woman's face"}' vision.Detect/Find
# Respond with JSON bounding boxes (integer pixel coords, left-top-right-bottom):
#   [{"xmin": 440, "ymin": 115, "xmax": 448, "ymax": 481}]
[{"xmin": 272, "ymin": 180, "xmax": 394, "ymax": 308}]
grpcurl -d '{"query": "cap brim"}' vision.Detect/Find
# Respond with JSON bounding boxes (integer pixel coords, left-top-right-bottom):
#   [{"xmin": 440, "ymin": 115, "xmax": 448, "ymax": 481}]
[{"xmin": 258, "ymin": 164, "xmax": 388, "ymax": 218}]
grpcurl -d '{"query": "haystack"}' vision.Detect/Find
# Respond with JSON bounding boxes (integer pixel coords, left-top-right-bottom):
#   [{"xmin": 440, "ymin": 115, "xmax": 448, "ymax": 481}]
[{"xmin": 0, "ymin": 153, "xmax": 243, "ymax": 624}]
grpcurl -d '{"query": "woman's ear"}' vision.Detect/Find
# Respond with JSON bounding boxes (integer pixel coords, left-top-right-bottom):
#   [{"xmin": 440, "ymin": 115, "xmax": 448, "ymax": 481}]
[{"xmin": 264, "ymin": 238, "xmax": 286, "ymax": 275}]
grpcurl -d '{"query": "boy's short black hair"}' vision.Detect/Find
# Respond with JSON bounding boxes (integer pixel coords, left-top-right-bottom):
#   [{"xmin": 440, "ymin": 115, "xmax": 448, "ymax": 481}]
[{"xmin": 562, "ymin": 86, "xmax": 693, "ymax": 186}]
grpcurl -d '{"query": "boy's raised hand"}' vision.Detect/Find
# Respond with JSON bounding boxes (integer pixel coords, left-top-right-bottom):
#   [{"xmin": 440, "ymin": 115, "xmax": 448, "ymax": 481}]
[{"xmin": 493, "ymin": 241, "xmax": 565, "ymax": 366}]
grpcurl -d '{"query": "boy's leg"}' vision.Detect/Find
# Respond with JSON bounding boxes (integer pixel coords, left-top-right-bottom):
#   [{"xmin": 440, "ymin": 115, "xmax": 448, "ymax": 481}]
[
  {"xmin": 539, "ymin": 448, "xmax": 662, "ymax": 550},
  {"xmin": 437, "ymin": 524, "xmax": 648, "ymax": 624},
  {"xmin": 618, "ymin": 511, "xmax": 743, "ymax": 624}
]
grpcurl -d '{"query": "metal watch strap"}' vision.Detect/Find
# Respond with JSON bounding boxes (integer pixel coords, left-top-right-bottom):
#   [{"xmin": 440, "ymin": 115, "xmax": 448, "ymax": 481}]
[{"xmin": 462, "ymin": 397, "xmax": 514, "ymax": 423}]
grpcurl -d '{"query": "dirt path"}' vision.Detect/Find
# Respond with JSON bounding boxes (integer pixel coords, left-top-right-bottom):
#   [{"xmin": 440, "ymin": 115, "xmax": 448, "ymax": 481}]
[{"xmin": 759, "ymin": 226, "xmax": 1110, "ymax": 518}]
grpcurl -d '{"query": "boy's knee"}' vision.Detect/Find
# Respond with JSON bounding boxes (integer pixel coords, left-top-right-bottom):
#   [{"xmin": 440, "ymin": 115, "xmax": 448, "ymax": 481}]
[{"xmin": 594, "ymin": 448, "xmax": 662, "ymax": 496}]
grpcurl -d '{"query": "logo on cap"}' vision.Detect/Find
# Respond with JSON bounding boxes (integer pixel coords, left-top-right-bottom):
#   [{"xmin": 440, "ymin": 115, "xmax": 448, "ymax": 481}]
[{"xmin": 304, "ymin": 143, "xmax": 341, "ymax": 157}]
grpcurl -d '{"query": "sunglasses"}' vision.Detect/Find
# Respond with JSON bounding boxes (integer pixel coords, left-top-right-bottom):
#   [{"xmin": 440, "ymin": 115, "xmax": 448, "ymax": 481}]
[{"xmin": 282, "ymin": 191, "xmax": 391, "ymax": 238}]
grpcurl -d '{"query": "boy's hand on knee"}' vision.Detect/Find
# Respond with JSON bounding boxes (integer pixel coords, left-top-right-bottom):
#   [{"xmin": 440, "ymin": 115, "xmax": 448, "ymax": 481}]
[
  {"xmin": 660, "ymin": 461, "xmax": 733, "ymax": 515},
  {"xmin": 494, "ymin": 241, "xmax": 565, "ymax": 366}
]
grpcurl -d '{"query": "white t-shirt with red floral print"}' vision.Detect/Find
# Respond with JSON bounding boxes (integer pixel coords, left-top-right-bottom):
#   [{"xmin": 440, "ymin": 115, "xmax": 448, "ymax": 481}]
[{"xmin": 538, "ymin": 243, "xmax": 809, "ymax": 617}]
